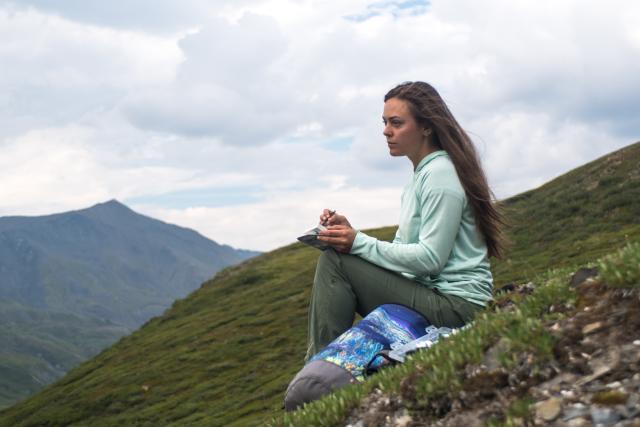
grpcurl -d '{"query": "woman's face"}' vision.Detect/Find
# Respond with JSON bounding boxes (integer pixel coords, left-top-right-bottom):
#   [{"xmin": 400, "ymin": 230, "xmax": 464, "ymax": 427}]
[{"xmin": 382, "ymin": 97, "xmax": 428, "ymax": 164}]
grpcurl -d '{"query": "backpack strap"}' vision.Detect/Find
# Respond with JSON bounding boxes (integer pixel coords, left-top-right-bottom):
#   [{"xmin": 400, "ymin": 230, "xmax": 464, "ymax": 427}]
[{"xmin": 364, "ymin": 350, "xmax": 397, "ymax": 377}]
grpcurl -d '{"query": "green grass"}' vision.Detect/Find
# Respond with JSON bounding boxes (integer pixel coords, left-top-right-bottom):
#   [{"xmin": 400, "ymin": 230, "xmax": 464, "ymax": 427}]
[
  {"xmin": 1, "ymin": 142, "xmax": 638, "ymax": 426},
  {"xmin": 491, "ymin": 141, "xmax": 640, "ymax": 286}
]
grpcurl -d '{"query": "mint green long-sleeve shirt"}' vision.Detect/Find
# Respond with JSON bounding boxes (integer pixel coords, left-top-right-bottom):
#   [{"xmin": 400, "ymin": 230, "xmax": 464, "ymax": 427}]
[{"xmin": 350, "ymin": 150, "xmax": 493, "ymax": 306}]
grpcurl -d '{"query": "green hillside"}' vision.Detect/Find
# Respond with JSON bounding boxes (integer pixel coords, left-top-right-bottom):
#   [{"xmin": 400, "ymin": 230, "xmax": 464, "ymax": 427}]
[
  {"xmin": 0, "ymin": 200, "xmax": 258, "ymax": 410},
  {"xmin": 492, "ymin": 141, "xmax": 640, "ymax": 285},
  {"xmin": 1, "ymin": 142, "xmax": 638, "ymax": 426}
]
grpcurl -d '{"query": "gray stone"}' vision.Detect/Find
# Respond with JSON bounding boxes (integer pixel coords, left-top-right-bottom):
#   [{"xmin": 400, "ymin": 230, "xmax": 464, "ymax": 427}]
[
  {"xmin": 567, "ymin": 417, "xmax": 589, "ymax": 427},
  {"xmin": 563, "ymin": 403, "xmax": 588, "ymax": 421},
  {"xmin": 569, "ymin": 267, "xmax": 599, "ymax": 287},
  {"xmin": 590, "ymin": 406, "xmax": 620, "ymax": 425},
  {"xmin": 481, "ymin": 338, "xmax": 510, "ymax": 371},
  {"xmin": 626, "ymin": 393, "xmax": 639, "ymax": 409},
  {"xmin": 614, "ymin": 404, "xmax": 630, "ymax": 419}
]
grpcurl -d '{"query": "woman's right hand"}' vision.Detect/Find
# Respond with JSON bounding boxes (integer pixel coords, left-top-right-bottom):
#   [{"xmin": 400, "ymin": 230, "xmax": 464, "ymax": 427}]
[{"xmin": 319, "ymin": 209, "xmax": 351, "ymax": 227}]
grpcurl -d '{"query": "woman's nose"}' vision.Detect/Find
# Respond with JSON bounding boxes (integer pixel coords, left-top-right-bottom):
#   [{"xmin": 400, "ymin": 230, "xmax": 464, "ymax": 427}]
[{"xmin": 383, "ymin": 125, "xmax": 392, "ymax": 137}]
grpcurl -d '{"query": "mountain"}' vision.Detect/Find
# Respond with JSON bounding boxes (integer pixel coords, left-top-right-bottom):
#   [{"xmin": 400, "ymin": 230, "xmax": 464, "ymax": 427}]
[
  {"xmin": 0, "ymin": 142, "xmax": 638, "ymax": 426},
  {"xmin": 0, "ymin": 200, "xmax": 258, "ymax": 409}
]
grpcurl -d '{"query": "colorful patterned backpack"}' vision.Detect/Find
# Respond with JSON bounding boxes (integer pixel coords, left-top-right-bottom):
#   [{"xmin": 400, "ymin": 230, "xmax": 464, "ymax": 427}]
[{"xmin": 284, "ymin": 304, "xmax": 453, "ymax": 411}]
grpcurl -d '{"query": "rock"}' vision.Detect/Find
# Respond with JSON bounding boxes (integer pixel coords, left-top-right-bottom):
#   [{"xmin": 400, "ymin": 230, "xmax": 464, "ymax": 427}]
[
  {"xmin": 567, "ymin": 417, "xmax": 589, "ymax": 427},
  {"xmin": 569, "ymin": 267, "xmax": 599, "ymax": 287},
  {"xmin": 582, "ymin": 321, "xmax": 604, "ymax": 335},
  {"xmin": 627, "ymin": 393, "xmax": 639, "ymax": 409},
  {"xmin": 536, "ymin": 397, "xmax": 562, "ymax": 421},
  {"xmin": 563, "ymin": 403, "xmax": 588, "ymax": 421},
  {"xmin": 575, "ymin": 364, "xmax": 611, "ymax": 386},
  {"xmin": 395, "ymin": 414, "xmax": 412, "ymax": 427},
  {"xmin": 496, "ymin": 283, "xmax": 516, "ymax": 293},
  {"xmin": 615, "ymin": 404, "xmax": 631, "ymax": 419},
  {"xmin": 626, "ymin": 394, "xmax": 640, "ymax": 418},
  {"xmin": 576, "ymin": 348, "xmax": 621, "ymax": 386},
  {"xmin": 482, "ymin": 338, "xmax": 510, "ymax": 371},
  {"xmin": 589, "ymin": 406, "xmax": 620, "ymax": 425}
]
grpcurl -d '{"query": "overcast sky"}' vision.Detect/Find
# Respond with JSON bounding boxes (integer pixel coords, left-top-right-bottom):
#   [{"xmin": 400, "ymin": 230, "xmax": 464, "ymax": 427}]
[{"xmin": 1, "ymin": 0, "xmax": 638, "ymax": 251}]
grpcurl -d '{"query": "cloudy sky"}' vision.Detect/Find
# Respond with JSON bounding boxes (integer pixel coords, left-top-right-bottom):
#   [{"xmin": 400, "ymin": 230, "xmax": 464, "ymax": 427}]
[{"xmin": 1, "ymin": 0, "xmax": 638, "ymax": 251}]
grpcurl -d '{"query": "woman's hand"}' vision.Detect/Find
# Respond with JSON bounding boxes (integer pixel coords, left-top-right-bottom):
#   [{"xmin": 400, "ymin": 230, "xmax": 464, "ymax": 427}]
[
  {"xmin": 318, "ymin": 225, "xmax": 357, "ymax": 253},
  {"xmin": 319, "ymin": 209, "xmax": 352, "ymax": 227}
]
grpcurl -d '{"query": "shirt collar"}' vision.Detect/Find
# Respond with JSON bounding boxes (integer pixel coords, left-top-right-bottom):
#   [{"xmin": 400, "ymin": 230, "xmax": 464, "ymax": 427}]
[{"xmin": 414, "ymin": 150, "xmax": 448, "ymax": 174}]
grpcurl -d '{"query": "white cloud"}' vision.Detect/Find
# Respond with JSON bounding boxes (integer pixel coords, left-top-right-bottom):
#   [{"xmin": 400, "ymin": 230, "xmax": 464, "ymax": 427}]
[
  {"xmin": 0, "ymin": 7, "xmax": 182, "ymax": 137},
  {"xmin": 0, "ymin": 126, "xmax": 209, "ymax": 215},
  {"xmin": 1, "ymin": 0, "xmax": 638, "ymax": 251},
  {"xmin": 135, "ymin": 185, "xmax": 403, "ymax": 251},
  {"xmin": 470, "ymin": 112, "xmax": 630, "ymax": 198}
]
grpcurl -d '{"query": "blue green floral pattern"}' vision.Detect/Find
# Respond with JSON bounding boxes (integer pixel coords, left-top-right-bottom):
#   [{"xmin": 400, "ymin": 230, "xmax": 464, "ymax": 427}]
[{"xmin": 308, "ymin": 304, "xmax": 430, "ymax": 381}]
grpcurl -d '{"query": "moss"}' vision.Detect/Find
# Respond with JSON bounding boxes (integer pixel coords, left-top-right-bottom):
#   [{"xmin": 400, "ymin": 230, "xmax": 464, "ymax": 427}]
[{"xmin": 592, "ymin": 390, "xmax": 629, "ymax": 405}]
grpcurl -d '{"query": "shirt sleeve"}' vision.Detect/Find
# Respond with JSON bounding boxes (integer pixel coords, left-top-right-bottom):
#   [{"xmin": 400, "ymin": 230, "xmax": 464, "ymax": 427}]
[{"xmin": 350, "ymin": 186, "xmax": 464, "ymax": 276}]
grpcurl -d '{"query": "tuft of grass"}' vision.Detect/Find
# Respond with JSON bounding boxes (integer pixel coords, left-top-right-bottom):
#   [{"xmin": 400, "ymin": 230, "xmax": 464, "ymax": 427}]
[{"xmin": 598, "ymin": 242, "xmax": 640, "ymax": 288}]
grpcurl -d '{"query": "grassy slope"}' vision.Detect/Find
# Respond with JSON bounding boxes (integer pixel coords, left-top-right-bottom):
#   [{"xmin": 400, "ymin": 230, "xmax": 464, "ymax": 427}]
[
  {"xmin": 0, "ymin": 301, "xmax": 130, "ymax": 409},
  {"xmin": 1, "ymin": 142, "xmax": 638, "ymax": 426},
  {"xmin": 492, "ymin": 141, "xmax": 640, "ymax": 285}
]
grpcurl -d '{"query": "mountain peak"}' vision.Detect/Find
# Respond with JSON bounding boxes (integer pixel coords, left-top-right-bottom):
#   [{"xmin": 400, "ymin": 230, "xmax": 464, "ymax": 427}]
[
  {"xmin": 81, "ymin": 199, "xmax": 137, "ymax": 219},
  {"xmin": 88, "ymin": 199, "xmax": 130, "ymax": 211}
]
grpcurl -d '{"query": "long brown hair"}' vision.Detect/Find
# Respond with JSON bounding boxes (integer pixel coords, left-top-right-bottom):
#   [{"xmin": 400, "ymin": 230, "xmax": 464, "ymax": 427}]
[{"xmin": 385, "ymin": 81, "xmax": 506, "ymax": 258}]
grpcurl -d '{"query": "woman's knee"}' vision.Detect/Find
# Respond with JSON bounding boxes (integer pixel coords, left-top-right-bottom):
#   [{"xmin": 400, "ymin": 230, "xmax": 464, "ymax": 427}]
[{"xmin": 316, "ymin": 248, "xmax": 341, "ymax": 272}]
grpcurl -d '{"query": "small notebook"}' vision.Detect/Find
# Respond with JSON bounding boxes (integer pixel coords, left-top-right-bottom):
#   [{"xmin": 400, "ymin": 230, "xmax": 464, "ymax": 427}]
[{"xmin": 297, "ymin": 224, "xmax": 331, "ymax": 250}]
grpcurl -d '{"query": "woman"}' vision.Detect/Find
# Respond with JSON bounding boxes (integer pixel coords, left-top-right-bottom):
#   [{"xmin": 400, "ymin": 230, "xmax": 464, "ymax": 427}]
[{"xmin": 306, "ymin": 81, "xmax": 505, "ymax": 360}]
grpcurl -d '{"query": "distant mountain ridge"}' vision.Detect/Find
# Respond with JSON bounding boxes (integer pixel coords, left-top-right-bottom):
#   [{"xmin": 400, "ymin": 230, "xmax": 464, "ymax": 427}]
[{"xmin": 0, "ymin": 200, "xmax": 258, "ymax": 408}]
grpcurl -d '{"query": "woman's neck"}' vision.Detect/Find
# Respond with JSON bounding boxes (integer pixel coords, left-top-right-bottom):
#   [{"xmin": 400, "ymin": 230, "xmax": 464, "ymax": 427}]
[{"xmin": 410, "ymin": 145, "xmax": 440, "ymax": 170}]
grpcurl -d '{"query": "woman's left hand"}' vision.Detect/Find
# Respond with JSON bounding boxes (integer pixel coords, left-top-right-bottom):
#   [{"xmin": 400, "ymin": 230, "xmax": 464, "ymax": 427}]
[{"xmin": 318, "ymin": 225, "xmax": 357, "ymax": 253}]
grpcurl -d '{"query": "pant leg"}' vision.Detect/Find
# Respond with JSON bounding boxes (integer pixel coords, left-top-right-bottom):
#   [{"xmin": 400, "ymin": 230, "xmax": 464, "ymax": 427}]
[{"xmin": 306, "ymin": 249, "xmax": 483, "ymax": 360}]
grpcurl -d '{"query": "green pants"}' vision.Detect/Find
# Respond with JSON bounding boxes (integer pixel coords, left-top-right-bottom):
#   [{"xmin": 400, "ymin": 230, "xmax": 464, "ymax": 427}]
[{"xmin": 306, "ymin": 249, "xmax": 484, "ymax": 360}]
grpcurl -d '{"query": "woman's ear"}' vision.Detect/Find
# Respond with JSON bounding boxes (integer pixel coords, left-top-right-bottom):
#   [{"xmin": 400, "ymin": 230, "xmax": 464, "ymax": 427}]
[{"xmin": 423, "ymin": 128, "xmax": 432, "ymax": 136}]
